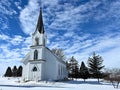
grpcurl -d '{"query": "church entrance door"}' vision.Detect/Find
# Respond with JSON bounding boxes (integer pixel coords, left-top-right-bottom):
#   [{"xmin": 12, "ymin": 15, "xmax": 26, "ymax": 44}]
[
  {"xmin": 33, "ymin": 72, "xmax": 38, "ymax": 81},
  {"xmin": 32, "ymin": 66, "xmax": 39, "ymax": 81}
]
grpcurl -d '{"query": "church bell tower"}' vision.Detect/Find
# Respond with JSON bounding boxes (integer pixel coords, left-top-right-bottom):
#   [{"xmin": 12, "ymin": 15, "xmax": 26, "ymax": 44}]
[
  {"xmin": 29, "ymin": 6, "xmax": 46, "ymax": 62},
  {"xmin": 27, "ymin": 7, "xmax": 46, "ymax": 81}
]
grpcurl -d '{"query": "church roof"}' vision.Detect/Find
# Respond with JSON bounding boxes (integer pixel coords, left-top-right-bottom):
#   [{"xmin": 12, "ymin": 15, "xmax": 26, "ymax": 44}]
[{"xmin": 34, "ymin": 7, "xmax": 44, "ymax": 34}]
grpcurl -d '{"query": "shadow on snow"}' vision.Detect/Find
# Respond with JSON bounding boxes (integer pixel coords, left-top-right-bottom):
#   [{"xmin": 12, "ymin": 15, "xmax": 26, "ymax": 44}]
[
  {"xmin": 63, "ymin": 80, "xmax": 111, "ymax": 86},
  {"xmin": 0, "ymin": 84, "xmax": 66, "ymax": 88}
]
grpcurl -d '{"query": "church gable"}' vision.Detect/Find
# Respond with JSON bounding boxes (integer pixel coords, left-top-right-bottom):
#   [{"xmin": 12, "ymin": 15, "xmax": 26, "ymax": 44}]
[
  {"xmin": 32, "ymin": 67, "xmax": 37, "ymax": 72},
  {"xmin": 32, "ymin": 65, "xmax": 39, "ymax": 72},
  {"xmin": 22, "ymin": 52, "xmax": 31, "ymax": 64},
  {"xmin": 45, "ymin": 48, "xmax": 66, "ymax": 64},
  {"xmin": 50, "ymin": 49, "xmax": 66, "ymax": 63}
]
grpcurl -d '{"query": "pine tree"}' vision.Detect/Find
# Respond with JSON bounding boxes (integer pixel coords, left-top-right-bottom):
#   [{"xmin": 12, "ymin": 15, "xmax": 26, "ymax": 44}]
[
  {"xmin": 4, "ymin": 67, "xmax": 12, "ymax": 77},
  {"xmin": 68, "ymin": 56, "xmax": 79, "ymax": 80},
  {"xmin": 12, "ymin": 66, "xmax": 18, "ymax": 77},
  {"xmin": 79, "ymin": 61, "xmax": 90, "ymax": 82},
  {"xmin": 88, "ymin": 52, "xmax": 104, "ymax": 82},
  {"xmin": 17, "ymin": 66, "xmax": 23, "ymax": 77},
  {"xmin": 73, "ymin": 65, "xmax": 79, "ymax": 79}
]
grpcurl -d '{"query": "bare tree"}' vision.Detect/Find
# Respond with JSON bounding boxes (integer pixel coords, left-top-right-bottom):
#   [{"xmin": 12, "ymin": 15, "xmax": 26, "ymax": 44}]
[
  {"xmin": 51, "ymin": 48, "xmax": 66, "ymax": 61},
  {"xmin": 104, "ymin": 68, "xmax": 120, "ymax": 88}
]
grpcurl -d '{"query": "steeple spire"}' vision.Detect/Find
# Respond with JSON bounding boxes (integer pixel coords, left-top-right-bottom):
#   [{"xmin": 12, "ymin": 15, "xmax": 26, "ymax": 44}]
[
  {"xmin": 35, "ymin": 6, "xmax": 44, "ymax": 34},
  {"xmin": 32, "ymin": 1, "xmax": 47, "ymax": 46}
]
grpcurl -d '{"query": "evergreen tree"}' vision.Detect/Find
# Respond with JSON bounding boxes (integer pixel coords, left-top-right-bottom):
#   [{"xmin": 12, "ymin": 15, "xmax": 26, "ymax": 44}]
[
  {"xmin": 12, "ymin": 66, "xmax": 17, "ymax": 77},
  {"xmin": 17, "ymin": 66, "xmax": 23, "ymax": 77},
  {"xmin": 88, "ymin": 52, "xmax": 104, "ymax": 82},
  {"xmin": 4, "ymin": 67, "xmax": 12, "ymax": 77},
  {"xmin": 66, "ymin": 61, "xmax": 69, "ymax": 70},
  {"xmin": 68, "ymin": 56, "xmax": 79, "ymax": 79},
  {"xmin": 79, "ymin": 61, "xmax": 90, "ymax": 81},
  {"xmin": 73, "ymin": 65, "xmax": 79, "ymax": 79}
]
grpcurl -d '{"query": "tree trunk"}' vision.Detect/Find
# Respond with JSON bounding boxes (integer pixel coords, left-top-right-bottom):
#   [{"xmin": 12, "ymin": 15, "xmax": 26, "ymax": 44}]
[
  {"xmin": 84, "ymin": 79, "xmax": 86, "ymax": 82},
  {"xmin": 98, "ymin": 78, "xmax": 99, "ymax": 83},
  {"xmin": 116, "ymin": 82, "xmax": 119, "ymax": 88}
]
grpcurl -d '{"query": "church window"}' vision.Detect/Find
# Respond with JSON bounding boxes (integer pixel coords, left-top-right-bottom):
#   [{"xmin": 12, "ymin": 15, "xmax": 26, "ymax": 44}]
[
  {"xmin": 61, "ymin": 66, "xmax": 62, "ymax": 75},
  {"xmin": 34, "ymin": 50, "xmax": 38, "ymax": 60},
  {"xmin": 58, "ymin": 64, "xmax": 60, "ymax": 76},
  {"xmin": 32, "ymin": 67, "xmax": 37, "ymax": 72},
  {"xmin": 35, "ymin": 38, "xmax": 39, "ymax": 45}
]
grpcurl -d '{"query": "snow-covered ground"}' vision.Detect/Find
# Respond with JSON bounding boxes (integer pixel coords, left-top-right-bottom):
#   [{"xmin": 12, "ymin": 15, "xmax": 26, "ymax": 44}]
[{"xmin": 0, "ymin": 77, "xmax": 119, "ymax": 90}]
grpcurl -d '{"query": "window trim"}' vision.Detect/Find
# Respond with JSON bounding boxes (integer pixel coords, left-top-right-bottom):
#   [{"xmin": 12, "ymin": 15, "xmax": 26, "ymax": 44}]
[{"xmin": 34, "ymin": 50, "xmax": 38, "ymax": 60}]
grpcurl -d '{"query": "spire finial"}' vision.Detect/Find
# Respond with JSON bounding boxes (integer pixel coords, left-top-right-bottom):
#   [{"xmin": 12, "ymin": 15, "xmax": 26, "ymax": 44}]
[{"xmin": 40, "ymin": 0, "xmax": 42, "ymax": 9}]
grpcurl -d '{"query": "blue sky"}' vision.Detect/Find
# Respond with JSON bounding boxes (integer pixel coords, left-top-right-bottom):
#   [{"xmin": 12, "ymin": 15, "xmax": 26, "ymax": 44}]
[{"xmin": 0, "ymin": 0, "xmax": 120, "ymax": 73}]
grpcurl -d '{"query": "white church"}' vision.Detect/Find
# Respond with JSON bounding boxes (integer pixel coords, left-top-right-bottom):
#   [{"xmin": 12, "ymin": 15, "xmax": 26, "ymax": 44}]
[{"xmin": 22, "ymin": 7, "xmax": 68, "ymax": 81}]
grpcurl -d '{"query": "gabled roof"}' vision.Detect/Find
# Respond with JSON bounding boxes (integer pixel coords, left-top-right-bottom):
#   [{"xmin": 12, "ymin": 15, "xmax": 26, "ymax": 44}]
[
  {"xmin": 45, "ymin": 47, "xmax": 66, "ymax": 65},
  {"xmin": 22, "ymin": 51, "xmax": 31, "ymax": 64}
]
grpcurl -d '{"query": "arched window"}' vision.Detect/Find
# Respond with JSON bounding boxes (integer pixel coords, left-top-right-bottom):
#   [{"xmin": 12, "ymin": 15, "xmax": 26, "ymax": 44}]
[
  {"xmin": 61, "ymin": 66, "xmax": 62, "ymax": 75},
  {"xmin": 35, "ymin": 38, "xmax": 39, "ymax": 45},
  {"xmin": 58, "ymin": 64, "xmax": 60, "ymax": 76},
  {"xmin": 32, "ymin": 67, "xmax": 37, "ymax": 72},
  {"xmin": 34, "ymin": 50, "xmax": 38, "ymax": 60}
]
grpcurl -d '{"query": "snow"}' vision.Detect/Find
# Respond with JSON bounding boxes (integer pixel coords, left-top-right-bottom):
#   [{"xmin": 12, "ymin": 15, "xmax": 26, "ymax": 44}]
[{"xmin": 0, "ymin": 77, "xmax": 119, "ymax": 90}]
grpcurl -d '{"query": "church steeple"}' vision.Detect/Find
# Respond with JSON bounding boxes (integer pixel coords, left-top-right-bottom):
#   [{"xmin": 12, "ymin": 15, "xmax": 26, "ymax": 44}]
[
  {"xmin": 32, "ymin": 5, "xmax": 46, "ymax": 47},
  {"xmin": 35, "ymin": 7, "xmax": 44, "ymax": 34}
]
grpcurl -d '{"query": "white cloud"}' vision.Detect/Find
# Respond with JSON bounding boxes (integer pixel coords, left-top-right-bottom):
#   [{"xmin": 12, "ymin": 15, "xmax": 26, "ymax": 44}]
[
  {"xmin": 19, "ymin": 0, "xmax": 94, "ymax": 34},
  {"xmin": 0, "ymin": 34, "xmax": 26, "ymax": 46},
  {"xmin": 10, "ymin": 35, "xmax": 24, "ymax": 45},
  {"xmin": 0, "ymin": 34, "xmax": 31, "ymax": 69},
  {"xmin": 14, "ymin": 0, "xmax": 22, "ymax": 10},
  {"xmin": 0, "ymin": 0, "xmax": 20, "ymax": 30},
  {"xmin": 0, "ymin": 0, "xmax": 17, "ymax": 16},
  {"xmin": 0, "ymin": 34, "xmax": 31, "ymax": 75},
  {"xmin": 0, "ymin": 61, "xmax": 22, "ymax": 76},
  {"xmin": 65, "ymin": 33, "xmax": 120, "ymax": 68},
  {"xmin": 0, "ymin": 34, "xmax": 10, "ymax": 40},
  {"xmin": 19, "ymin": 0, "xmax": 40, "ymax": 34},
  {"xmin": 42, "ymin": 0, "xmax": 58, "ymax": 6},
  {"xmin": 101, "ymin": 46, "xmax": 120, "ymax": 68},
  {"xmin": 1, "ymin": 0, "xmax": 120, "ymax": 76}
]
